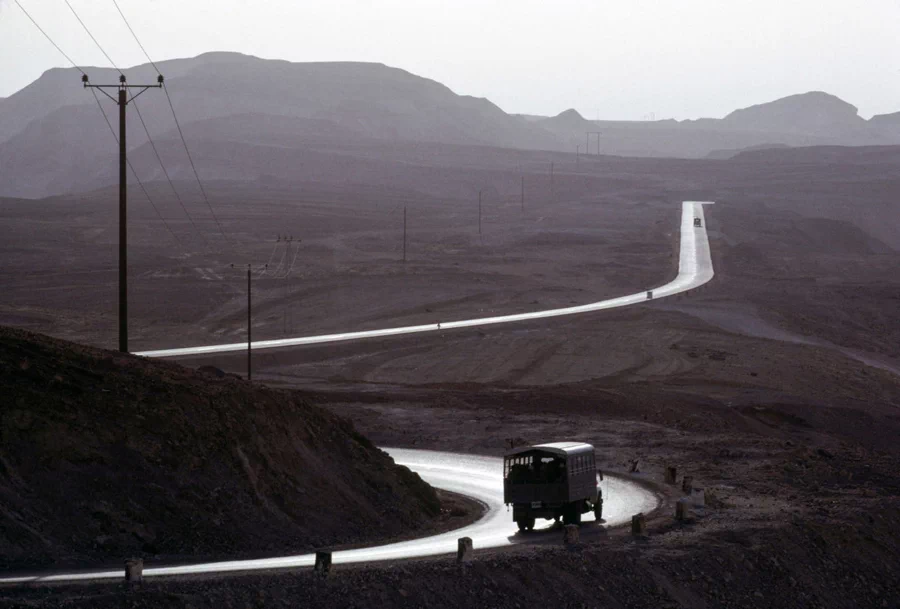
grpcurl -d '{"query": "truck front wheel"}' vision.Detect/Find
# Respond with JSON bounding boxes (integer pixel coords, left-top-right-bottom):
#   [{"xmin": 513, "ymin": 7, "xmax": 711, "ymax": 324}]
[{"xmin": 516, "ymin": 516, "xmax": 536, "ymax": 532}]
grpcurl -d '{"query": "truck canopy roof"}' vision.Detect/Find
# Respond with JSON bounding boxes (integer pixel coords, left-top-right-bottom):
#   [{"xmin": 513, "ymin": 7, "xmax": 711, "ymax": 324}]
[{"xmin": 504, "ymin": 442, "xmax": 594, "ymax": 458}]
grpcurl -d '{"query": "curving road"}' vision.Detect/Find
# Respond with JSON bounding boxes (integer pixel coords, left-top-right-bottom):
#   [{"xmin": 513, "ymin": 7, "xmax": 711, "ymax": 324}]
[
  {"xmin": 0, "ymin": 202, "xmax": 708, "ymax": 584},
  {"xmin": 0, "ymin": 449, "xmax": 660, "ymax": 584},
  {"xmin": 135, "ymin": 201, "xmax": 714, "ymax": 358}
]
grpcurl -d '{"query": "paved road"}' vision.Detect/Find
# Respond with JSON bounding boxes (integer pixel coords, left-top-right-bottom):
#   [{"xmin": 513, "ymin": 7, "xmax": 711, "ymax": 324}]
[
  {"xmin": 135, "ymin": 201, "xmax": 714, "ymax": 358},
  {"xmin": 0, "ymin": 449, "xmax": 659, "ymax": 584},
  {"xmin": 0, "ymin": 202, "xmax": 708, "ymax": 584}
]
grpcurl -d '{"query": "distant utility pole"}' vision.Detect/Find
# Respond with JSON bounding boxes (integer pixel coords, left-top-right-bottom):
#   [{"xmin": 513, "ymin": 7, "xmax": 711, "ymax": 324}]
[
  {"xmin": 576, "ymin": 145, "xmax": 580, "ymax": 165},
  {"xmin": 403, "ymin": 205, "xmax": 407, "ymax": 263},
  {"xmin": 587, "ymin": 131, "xmax": 602, "ymax": 156},
  {"xmin": 247, "ymin": 265, "xmax": 252, "ymax": 381},
  {"xmin": 521, "ymin": 176, "xmax": 525, "ymax": 212},
  {"xmin": 478, "ymin": 190, "xmax": 483, "ymax": 236},
  {"xmin": 83, "ymin": 73, "xmax": 163, "ymax": 353},
  {"xmin": 550, "ymin": 162, "xmax": 555, "ymax": 198}
]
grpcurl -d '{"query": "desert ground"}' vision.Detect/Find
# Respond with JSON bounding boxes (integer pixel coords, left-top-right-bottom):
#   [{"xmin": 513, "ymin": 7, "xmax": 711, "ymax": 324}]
[{"xmin": 1, "ymin": 144, "xmax": 899, "ymax": 607}]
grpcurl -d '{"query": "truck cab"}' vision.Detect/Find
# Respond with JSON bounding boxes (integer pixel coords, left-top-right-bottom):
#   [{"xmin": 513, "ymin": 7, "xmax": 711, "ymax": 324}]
[{"xmin": 503, "ymin": 442, "xmax": 602, "ymax": 531}]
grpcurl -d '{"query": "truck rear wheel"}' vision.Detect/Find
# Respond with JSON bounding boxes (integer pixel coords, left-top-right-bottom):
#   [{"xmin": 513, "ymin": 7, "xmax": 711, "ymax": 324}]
[
  {"xmin": 517, "ymin": 516, "xmax": 535, "ymax": 532},
  {"xmin": 563, "ymin": 503, "xmax": 581, "ymax": 525}
]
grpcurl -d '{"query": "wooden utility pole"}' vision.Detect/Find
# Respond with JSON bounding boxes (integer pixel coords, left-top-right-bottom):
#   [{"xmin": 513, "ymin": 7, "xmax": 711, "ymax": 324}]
[
  {"xmin": 550, "ymin": 162, "xmax": 555, "ymax": 198},
  {"xmin": 247, "ymin": 265, "xmax": 252, "ymax": 382},
  {"xmin": 521, "ymin": 176, "xmax": 525, "ymax": 212},
  {"xmin": 587, "ymin": 131, "xmax": 602, "ymax": 156},
  {"xmin": 403, "ymin": 205, "xmax": 407, "ymax": 263},
  {"xmin": 478, "ymin": 190, "xmax": 483, "ymax": 236},
  {"xmin": 83, "ymin": 73, "xmax": 163, "ymax": 353}
]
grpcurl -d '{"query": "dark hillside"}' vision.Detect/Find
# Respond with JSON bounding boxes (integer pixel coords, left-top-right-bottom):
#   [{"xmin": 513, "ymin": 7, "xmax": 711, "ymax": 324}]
[{"xmin": 0, "ymin": 326, "xmax": 439, "ymax": 569}]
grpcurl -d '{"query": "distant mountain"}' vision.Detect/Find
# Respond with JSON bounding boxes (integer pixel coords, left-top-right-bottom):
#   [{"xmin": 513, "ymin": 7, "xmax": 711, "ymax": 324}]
[
  {"xmin": 0, "ymin": 52, "xmax": 561, "ymax": 198},
  {"xmin": 539, "ymin": 109, "xmax": 594, "ymax": 130},
  {"xmin": 0, "ymin": 52, "xmax": 556, "ymax": 150},
  {"xmin": 0, "ymin": 104, "xmax": 115, "ymax": 198},
  {"xmin": 2, "ymin": 53, "xmax": 900, "ymax": 198},
  {"xmin": 721, "ymin": 91, "xmax": 867, "ymax": 135},
  {"xmin": 870, "ymin": 111, "xmax": 900, "ymax": 126},
  {"xmin": 868, "ymin": 111, "xmax": 900, "ymax": 139},
  {"xmin": 538, "ymin": 92, "xmax": 897, "ymax": 159}
]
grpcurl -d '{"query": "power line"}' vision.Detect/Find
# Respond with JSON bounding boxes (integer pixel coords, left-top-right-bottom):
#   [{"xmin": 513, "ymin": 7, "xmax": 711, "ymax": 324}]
[
  {"xmin": 65, "ymin": 0, "xmax": 210, "ymax": 248},
  {"xmin": 161, "ymin": 84, "xmax": 229, "ymax": 240},
  {"xmin": 270, "ymin": 241, "xmax": 289, "ymax": 276},
  {"xmin": 108, "ymin": 0, "xmax": 230, "ymax": 241},
  {"xmin": 64, "ymin": 0, "xmax": 122, "ymax": 73},
  {"xmin": 276, "ymin": 242, "xmax": 302, "ymax": 279},
  {"xmin": 110, "ymin": 0, "xmax": 159, "ymax": 73},
  {"xmin": 90, "ymin": 87, "xmax": 183, "ymax": 248},
  {"xmin": 14, "ymin": 1, "xmax": 85, "ymax": 75},
  {"xmin": 15, "ymin": 0, "xmax": 182, "ymax": 248},
  {"xmin": 131, "ymin": 97, "xmax": 210, "ymax": 247}
]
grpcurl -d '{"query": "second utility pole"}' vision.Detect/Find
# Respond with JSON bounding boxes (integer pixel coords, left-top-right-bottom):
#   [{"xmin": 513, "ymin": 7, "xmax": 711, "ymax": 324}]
[
  {"xmin": 83, "ymin": 73, "xmax": 163, "ymax": 353},
  {"xmin": 247, "ymin": 265, "xmax": 252, "ymax": 382}
]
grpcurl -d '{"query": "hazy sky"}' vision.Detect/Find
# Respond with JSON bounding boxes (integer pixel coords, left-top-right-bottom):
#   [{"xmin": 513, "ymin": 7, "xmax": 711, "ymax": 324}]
[{"xmin": 2, "ymin": 0, "xmax": 898, "ymax": 119}]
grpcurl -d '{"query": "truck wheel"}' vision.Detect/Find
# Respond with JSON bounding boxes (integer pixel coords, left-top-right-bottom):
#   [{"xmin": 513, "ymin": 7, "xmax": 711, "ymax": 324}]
[
  {"xmin": 517, "ymin": 517, "xmax": 535, "ymax": 532},
  {"xmin": 563, "ymin": 503, "xmax": 581, "ymax": 525},
  {"xmin": 594, "ymin": 499, "xmax": 603, "ymax": 521}
]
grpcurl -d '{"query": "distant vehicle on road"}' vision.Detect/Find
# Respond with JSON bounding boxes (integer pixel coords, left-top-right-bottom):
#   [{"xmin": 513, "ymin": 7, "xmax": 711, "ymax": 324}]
[
  {"xmin": 503, "ymin": 442, "xmax": 602, "ymax": 531},
  {"xmin": 694, "ymin": 217, "xmax": 702, "ymax": 227}
]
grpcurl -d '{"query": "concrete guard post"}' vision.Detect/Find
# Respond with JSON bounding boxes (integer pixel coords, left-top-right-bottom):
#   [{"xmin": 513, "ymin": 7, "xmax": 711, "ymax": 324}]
[
  {"xmin": 664, "ymin": 466, "xmax": 677, "ymax": 485},
  {"xmin": 563, "ymin": 524, "xmax": 580, "ymax": 545},
  {"xmin": 692, "ymin": 488, "xmax": 706, "ymax": 507},
  {"xmin": 675, "ymin": 498, "xmax": 690, "ymax": 522},
  {"xmin": 314, "ymin": 551, "xmax": 332, "ymax": 575},
  {"xmin": 457, "ymin": 537, "xmax": 473, "ymax": 563},
  {"xmin": 631, "ymin": 513, "xmax": 647, "ymax": 537},
  {"xmin": 124, "ymin": 558, "xmax": 143, "ymax": 584}
]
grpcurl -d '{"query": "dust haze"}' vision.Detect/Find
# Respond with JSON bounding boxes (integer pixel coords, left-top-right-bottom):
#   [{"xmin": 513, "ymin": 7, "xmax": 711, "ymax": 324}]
[{"xmin": 0, "ymin": 3, "xmax": 899, "ymax": 608}]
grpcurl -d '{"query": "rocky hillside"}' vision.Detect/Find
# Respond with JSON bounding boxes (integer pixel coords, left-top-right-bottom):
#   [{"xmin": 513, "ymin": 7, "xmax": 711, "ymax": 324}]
[
  {"xmin": 3, "ymin": 53, "xmax": 900, "ymax": 197},
  {"xmin": 0, "ymin": 326, "xmax": 440, "ymax": 569},
  {"xmin": 722, "ymin": 91, "xmax": 868, "ymax": 135},
  {"xmin": 0, "ymin": 52, "xmax": 558, "ymax": 198}
]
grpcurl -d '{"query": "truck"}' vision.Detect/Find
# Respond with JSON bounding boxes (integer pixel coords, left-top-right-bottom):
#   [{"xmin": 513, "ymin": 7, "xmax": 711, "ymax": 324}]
[
  {"xmin": 694, "ymin": 217, "xmax": 702, "ymax": 227},
  {"xmin": 503, "ymin": 442, "xmax": 603, "ymax": 531}
]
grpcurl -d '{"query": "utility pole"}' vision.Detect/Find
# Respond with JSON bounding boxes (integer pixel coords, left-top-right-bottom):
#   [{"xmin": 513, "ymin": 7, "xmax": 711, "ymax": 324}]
[
  {"xmin": 521, "ymin": 176, "xmax": 525, "ymax": 212},
  {"xmin": 247, "ymin": 265, "xmax": 252, "ymax": 382},
  {"xmin": 403, "ymin": 205, "xmax": 407, "ymax": 263},
  {"xmin": 550, "ymin": 162, "xmax": 555, "ymax": 199},
  {"xmin": 83, "ymin": 73, "xmax": 163, "ymax": 353},
  {"xmin": 587, "ymin": 131, "xmax": 602, "ymax": 156},
  {"xmin": 576, "ymin": 145, "xmax": 580, "ymax": 165},
  {"xmin": 478, "ymin": 190, "xmax": 483, "ymax": 237}
]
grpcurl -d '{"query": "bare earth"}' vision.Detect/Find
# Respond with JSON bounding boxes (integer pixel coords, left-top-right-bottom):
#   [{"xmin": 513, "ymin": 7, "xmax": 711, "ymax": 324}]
[{"xmin": 1, "ymin": 146, "xmax": 899, "ymax": 607}]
